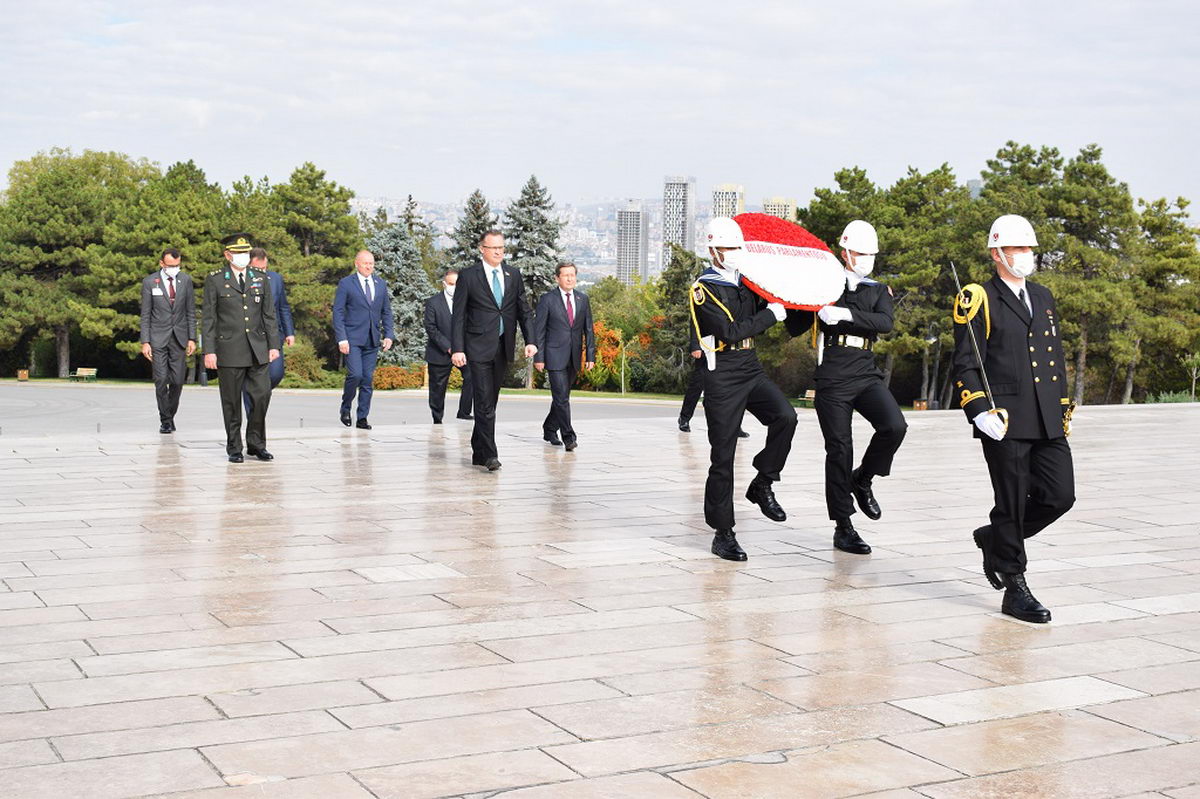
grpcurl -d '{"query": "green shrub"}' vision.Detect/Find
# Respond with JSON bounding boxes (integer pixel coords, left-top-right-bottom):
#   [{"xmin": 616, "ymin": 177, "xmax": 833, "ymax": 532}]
[{"xmin": 1147, "ymin": 390, "xmax": 1194, "ymax": 403}]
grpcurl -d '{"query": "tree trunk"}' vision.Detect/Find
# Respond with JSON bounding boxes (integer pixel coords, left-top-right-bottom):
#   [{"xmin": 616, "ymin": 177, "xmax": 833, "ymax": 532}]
[
  {"xmin": 919, "ymin": 346, "xmax": 930, "ymax": 400},
  {"xmin": 55, "ymin": 324, "xmax": 70, "ymax": 378},
  {"xmin": 1121, "ymin": 340, "xmax": 1140, "ymax": 404},
  {"xmin": 882, "ymin": 352, "xmax": 895, "ymax": 388},
  {"xmin": 927, "ymin": 341, "xmax": 942, "ymax": 406},
  {"xmin": 1072, "ymin": 320, "xmax": 1088, "ymax": 405},
  {"xmin": 1103, "ymin": 363, "xmax": 1118, "ymax": 405},
  {"xmin": 939, "ymin": 358, "xmax": 954, "ymax": 410}
]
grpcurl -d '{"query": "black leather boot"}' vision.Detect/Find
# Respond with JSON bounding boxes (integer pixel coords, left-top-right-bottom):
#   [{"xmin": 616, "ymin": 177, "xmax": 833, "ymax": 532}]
[
  {"xmin": 833, "ymin": 519, "xmax": 871, "ymax": 554},
  {"xmin": 851, "ymin": 467, "xmax": 881, "ymax": 520},
  {"xmin": 973, "ymin": 526, "xmax": 1003, "ymax": 590},
  {"xmin": 745, "ymin": 475, "xmax": 786, "ymax": 522},
  {"xmin": 1000, "ymin": 572, "xmax": 1051, "ymax": 623},
  {"xmin": 711, "ymin": 530, "xmax": 748, "ymax": 561}
]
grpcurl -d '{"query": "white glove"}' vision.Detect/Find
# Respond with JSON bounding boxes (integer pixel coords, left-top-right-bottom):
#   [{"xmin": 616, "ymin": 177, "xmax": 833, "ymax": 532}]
[
  {"xmin": 767, "ymin": 302, "xmax": 786, "ymax": 321},
  {"xmin": 818, "ymin": 305, "xmax": 852, "ymax": 325},
  {"xmin": 973, "ymin": 411, "xmax": 1007, "ymax": 441}
]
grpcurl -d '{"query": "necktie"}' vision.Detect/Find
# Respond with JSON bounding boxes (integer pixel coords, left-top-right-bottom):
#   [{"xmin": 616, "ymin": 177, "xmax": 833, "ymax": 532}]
[
  {"xmin": 364, "ymin": 278, "xmax": 373, "ymax": 302},
  {"xmin": 238, "ymin": 272, "xmax": 245, "ymax": 291},
  {"xmin": 492, "ymin": 268, "xmax": 504, "ymax": 335},
  {"xmin": 1018, "ymin": 288, "xmax": 1031, "ymax": 318},
  {"xmin": 167, "ymin": 276, "xmax": 175, "ymax": 303},
  {"xmin": 565, "ymin": 292, "xmax": 574, "ymax": 325}
]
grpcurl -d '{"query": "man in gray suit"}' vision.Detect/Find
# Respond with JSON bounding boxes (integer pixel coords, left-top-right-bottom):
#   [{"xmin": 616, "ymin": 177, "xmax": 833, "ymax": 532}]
[{"xmin": 140, "ymin": 248, "xmax": 196, "ymax": 433}]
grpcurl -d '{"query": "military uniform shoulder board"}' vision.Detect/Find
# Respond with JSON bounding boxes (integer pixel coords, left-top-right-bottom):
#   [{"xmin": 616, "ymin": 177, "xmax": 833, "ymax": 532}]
[
  {"xmin": 952, "ymin": 282, "xmax": 990, "ymax": 338},
  {"xmin": 691, "ymin": 282, "xmax": 705, "ymax": 304}
]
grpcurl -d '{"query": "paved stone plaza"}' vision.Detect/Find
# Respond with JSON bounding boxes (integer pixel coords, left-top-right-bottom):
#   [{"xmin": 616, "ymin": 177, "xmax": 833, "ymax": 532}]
[{"xmin": 1, "ymin": 385, "xmax": 1199, "ymax": 798}]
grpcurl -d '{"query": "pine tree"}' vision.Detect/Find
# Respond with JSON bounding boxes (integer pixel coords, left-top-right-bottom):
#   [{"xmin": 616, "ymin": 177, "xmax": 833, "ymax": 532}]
[
  {"xmin": 402, "ymin": 194, "xmax": 448, "ymax": 284},
  {"xmin": 367, "ymin": 221, "xmax": 427, "ymax": 365},
  {"xmin": 504, "ymin": 175, "xmax": 565, "ymax": 302},
  {"xmin": 447, "ymin": 190, "xmax": 497, "ymax": 271}
]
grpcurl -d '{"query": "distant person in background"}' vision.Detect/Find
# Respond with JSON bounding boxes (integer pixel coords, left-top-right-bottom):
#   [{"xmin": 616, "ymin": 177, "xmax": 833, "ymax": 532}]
[
  {"xmin": 139, "ymin": 247, "xmax": 196, "ymax": 434},
  {"xmin": 332, "ymin": 250, "xmax": 393, "ymax": 430},
  {"xmin": 243, "ymin": 247, "xmax": 294, "ymax": 415},
  {"xmin": 533, "ymin": 262, "xmax": 595, "ymax": 451},
  {"xmin": 424, "ymin": 269, "xmax": 473, "ymax": 424},
  {"xmin": 678, "ymin": 328, "xmax": 750, "ymax": 439}
]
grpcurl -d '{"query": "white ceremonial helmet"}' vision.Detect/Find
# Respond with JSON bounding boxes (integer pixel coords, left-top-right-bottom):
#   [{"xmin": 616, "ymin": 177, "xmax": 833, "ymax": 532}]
[
  {"xmin": 839, "ymin": 219, "xmax": 879, "ymax": 254},
  {"xmin": 705, "ymin": 217, "xmax": 745, "ymax": 249},
  {"xmin": 988, "ymin": 214, "xmax": 1038, "ymax": 249}
]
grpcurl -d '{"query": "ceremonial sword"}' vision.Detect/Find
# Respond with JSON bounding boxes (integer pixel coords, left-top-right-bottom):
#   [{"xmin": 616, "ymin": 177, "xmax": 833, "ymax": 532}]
[{"xmin": 949, "ymin": 261, "xmax": 1008, "ymax": 429}]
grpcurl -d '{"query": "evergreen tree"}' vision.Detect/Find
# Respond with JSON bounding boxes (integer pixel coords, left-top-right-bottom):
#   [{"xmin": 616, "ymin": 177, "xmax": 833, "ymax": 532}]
[
  {"xmin": 274, "ymin": 162, "xmax": 360, "ymax": 258},
  {"xmin": 358, "ymin": 207, "xmax": 390, "ymax": 238},
  {"xmin": 658, "ymin": 243, "xmax": 703, "ymax": 354},
  {"xmin": 367, "ymin": 221, "xmax": 426, "ymax": 365},
  {"xmin": 401, "ymin": 194, "xmax": 447, "ymax": 285},
  {"xmin": 504, "ymin": 175, "xmax": 565, "ymax": 302},
  {"xmin": 447, "ymin": 189, "xmax": 497, "ymax": 271}
]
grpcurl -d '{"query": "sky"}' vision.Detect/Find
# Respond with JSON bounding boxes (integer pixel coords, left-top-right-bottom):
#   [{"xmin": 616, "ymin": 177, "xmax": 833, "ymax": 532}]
[{"xmin": 1, "ymin": 0, "xmax": 1197, "ymax": 211}]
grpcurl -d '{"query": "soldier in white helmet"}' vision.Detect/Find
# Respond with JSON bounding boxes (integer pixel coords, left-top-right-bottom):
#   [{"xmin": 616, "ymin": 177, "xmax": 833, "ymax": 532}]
[
  {"xmin": 690, "ymin": 217, "xmax": 797, "ymax": 561},
  {"xmin": 951, "ymin": 214, "xmax": 1075, "ymax": 623},
  {"xmin": 785, "ymin": 220, "xmax": 907, "ymax": 554}
]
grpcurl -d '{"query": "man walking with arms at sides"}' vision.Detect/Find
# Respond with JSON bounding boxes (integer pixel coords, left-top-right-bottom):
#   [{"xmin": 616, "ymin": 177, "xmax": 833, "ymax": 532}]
[
  {"xmin": 139, "ymin": 247, "xmax": 196, "ymax": 433},
  {"xmin": 202, "ymin": 233, "xmax": 280, "ymax": 463},
  {"xmin": 425, "ymin": 269, "xmax": 473, "ymax": 424},
  {"xmin": 242, "ymin": 247, "xmax": 294, "ymax": 416},
  {"xmin": 333, "ymin": 250, "xmax": 394, "ymax": 430},
  {"xmin": 952, "ymin": 214, "xmax": 1076, "ymax": 623},
  {"xmin": 451, "ymin": 230, "xmax": 536, "ymax": 471},
  {"xmin": 533, "ymin": 262, "xmax": 595, "ymax": 451}
]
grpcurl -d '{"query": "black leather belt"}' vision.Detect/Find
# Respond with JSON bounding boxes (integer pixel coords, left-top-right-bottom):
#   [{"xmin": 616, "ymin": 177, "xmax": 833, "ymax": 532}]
[{"xmin": 824, "ymin": 334, "xmax": 873, "ymax": 351}]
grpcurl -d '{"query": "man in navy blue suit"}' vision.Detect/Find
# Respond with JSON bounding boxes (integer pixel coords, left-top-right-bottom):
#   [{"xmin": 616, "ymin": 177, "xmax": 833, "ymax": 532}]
[
  {"xmin": 332, "ymin": 250, "xmax": 394, "ymax": 429},
  {"xmin": 533, "ymin": 262, "xmax": 595, "ymax": 451},
  {"xmin": 243, "ymin": 248, "xmax": 295, "ymax": 415},
  {"xmin": 451, "ymin": 230, "xmax": 536, "ymax": 470}
]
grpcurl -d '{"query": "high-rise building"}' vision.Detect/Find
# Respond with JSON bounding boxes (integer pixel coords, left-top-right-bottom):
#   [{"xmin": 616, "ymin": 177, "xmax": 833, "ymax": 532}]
[
  {"xmin": 762, "ymin": 196, "xmax": 797, "ymax": 221},
  {"xmin": 616, "ymin": 201, "xmax": 649, "ymax": 285},
  {"xmin": 662, "ymin": 175, "xmax": 696, "ymax": 265},
  {"xmin": 712, "ymin": 183, "xmax": 745, "ymax": 218}
]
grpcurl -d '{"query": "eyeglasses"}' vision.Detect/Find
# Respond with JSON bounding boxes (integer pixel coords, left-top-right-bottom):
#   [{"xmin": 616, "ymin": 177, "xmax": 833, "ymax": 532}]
[{"xmin": 480, "ymin": 245, "xmax": 505, "ymax": 251}]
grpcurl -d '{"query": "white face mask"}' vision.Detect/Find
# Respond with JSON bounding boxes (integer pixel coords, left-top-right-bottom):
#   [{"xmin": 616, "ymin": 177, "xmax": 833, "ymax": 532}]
[
  {"xmin": 1005, "ymin": 250, "xmax": 1037, "ymax": 278},
  {"xmin": 444, "ymin": 284, "xmax": 455, "ymax": 298},
  {"xmin": 849, "ymin": 254, "xmax": 875, "ymax": 278},
  {"xmin": 162, "ymin": 266, "xmax": 181, "ymax": 278},
  {"xmin": 715, "ymin": 248, "xmax": 745, "ymax": 278},
  {"xmin": 231, "ymin": 253, "xmax": 250, "ymax": 268}
]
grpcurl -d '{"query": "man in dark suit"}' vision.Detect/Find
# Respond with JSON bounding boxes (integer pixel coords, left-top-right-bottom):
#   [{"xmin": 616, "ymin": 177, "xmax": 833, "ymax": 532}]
[
  {"xmin": 533, "ymin": 262, "xmax": 595, "ymax": 451},
  {"xmin": 953, "ymin": 214, "xmax": 1075, "ymax": 624},
  {"xmin": 451, "ymin": 230, "xmax": 537, "ymax": 470},
  {"xmin": 243, "ymin": 247, "xmax": 294, "ymax": 415},
  {"xmin": 333, "ymin": 250, "xmax": 394, "ymax": 430},
  {"xmin": 140, "ymin": 248, "xmax": 196, "ymax": 433},
  {"xmin": 202, "ymin": 233, "xmax": 280, "ymax": 462},
  {"xmin": 424, "ymin": 268, "xmax": 473, "ymax": 424}
]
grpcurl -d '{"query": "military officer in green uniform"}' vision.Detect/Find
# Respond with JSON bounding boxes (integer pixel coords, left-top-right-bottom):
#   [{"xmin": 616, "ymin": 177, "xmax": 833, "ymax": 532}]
[{"xmin": 202, "ymin": 233, "xmax": 280, "ymax": 463}]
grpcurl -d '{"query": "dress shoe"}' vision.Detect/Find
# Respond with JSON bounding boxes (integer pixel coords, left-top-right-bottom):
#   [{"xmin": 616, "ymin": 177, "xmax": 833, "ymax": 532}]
[
  {"xmin": 228, "ymin": 453, "xmax": 244, "ymax": 464},
  {"xmin": 340, "ymin": 411, "xmax": 352, "ymax": 427},
  {"xmin": 851, "ymin": 467, "xmax": 882, "ymax": 520},
  {"xmin": 432, "ymin": 418, "xmax": 443, "ymax": 424},
  {"xmin": 457, "ymin": 412, "xmax": 473, "ymax": 420},
  {"xmin": 973, "ymin": 525, "xmax": 1003, "ymax": 590},
  {"xmin": 678, "ymin": 416, "xmax": 691, "ymax": 432},
  {"xmin": 247, "ymin": 448, "xmax": 274, "ymax": 461},
  {"xmin": 738, "ymin": 428, "xmax": 750, "ymax": 438},
  {"xmin": 711, "ymin": 530, "xmax": 748, "ymax": 561},
  {"xmin": 159, "ymin": 423, "xmax": 172, "ymax": 434},
  {"xmin": 564, "ymin": 440, "xmax": 577, "ymax": 452},
  {"xmin": 169, "ymin": 421, "xmax": 177, "ymax": 432},
  {"xmin": 484, "ymin": 457, "xmax": 502, "ymax": 471},
  {"xmin": 745, "ymin": 475, "xmax": 786, "ymax": 522},
  {"xmin": 356, "ymin": 418, "xmax": 372, "ymax": 430},
  {"xmin": 1000, "ymin": 572, "xmax": 1052, "ymax": 623},
  {"xmin": 833, "ymin": 519, "xmax": 871, "ymax": 554},
  {"xmin": 544, "ymin": 434, "xmax": 563, "ymax": 446}
]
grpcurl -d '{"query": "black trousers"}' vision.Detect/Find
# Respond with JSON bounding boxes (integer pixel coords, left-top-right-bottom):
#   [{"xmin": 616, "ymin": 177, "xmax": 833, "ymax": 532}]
[
  {"xmin": 980, "ymin": 436, "xmax": 1075, "ymax": 574},
  {"xmin": 427, "ymin": 361, "xmax": 473, "ymax": 421},
  {"xmin": 218, "ymin": 363, "xmax": 271, "ymax": 455},
  {"xmin": 543, "ymin": 368, "xmax": 578, "ymax": 443},
  {"xmin": 679, "ymin": 358, "xmax": 705, "ymax": 421},
  {"xmin": 151, "ymin": 341, "xmax": 187, "ymax": 424},
  {"xmin": 703, "ymin": 352, "xmax": 797, "ymax": 530},
  {"xmin": 469, "ymin": 344, "xmax": 508, "ymax": 463},
  {"xmin": 814, "ymin": 376, "xmax": 908, "ymax": 520}
]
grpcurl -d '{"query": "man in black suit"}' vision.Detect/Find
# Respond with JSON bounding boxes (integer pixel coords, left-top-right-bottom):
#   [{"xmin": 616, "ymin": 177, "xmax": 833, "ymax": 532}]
[
  {"xmin": 424, "ymin": 268, "xmax": 473, "ymax": 424},
  {"xmin": 451, "ymin": 230, "xmax": 537, "ymax": 470},
  {"xmin": 533, "ymin": 262, "xmax": 595, "ymax": 451},
  {"xmin": 139, "ymin": 248, "xmax": 196, "ymax": 433},
  {"xmin": 953, "ymin": 214, "xmax": 1075, "ymax": 624}
]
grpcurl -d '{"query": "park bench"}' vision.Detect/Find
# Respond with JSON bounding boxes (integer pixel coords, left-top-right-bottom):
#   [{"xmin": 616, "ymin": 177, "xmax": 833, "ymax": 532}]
[
  {"xmin": 68, "ymin": 367, "xmax": 97, "ymax": 382},
  {"xmin": 798, "ymin": 389, "xmax": 816, "ymax": 408}
]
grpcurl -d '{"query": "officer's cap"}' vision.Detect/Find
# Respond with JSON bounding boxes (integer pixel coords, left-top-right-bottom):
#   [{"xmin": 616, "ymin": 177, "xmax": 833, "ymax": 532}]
[{"xmin": 221, "ymin": 233, "xmax": 253, "ymax": 253}]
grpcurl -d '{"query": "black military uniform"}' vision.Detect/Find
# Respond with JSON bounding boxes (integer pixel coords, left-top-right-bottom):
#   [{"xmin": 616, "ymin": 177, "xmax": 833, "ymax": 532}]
[
  {"xmin": 786, "ymin": 274, "xmax": 907, "ymax": 554},
  {"xmin": 952, "ymin": 274, "xmax": 1075, "ymax": 621},
  {"xmin": 203, "ymin": 234, "xmax": 280, "ymax": 462},
  {"xmin": 690, "ymin": 267, "xmax": 797, "ymax": 561}
]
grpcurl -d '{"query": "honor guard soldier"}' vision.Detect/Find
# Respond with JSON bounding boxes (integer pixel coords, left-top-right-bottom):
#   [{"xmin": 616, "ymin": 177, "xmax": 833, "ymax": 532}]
[
  {"xmin": 690, "ymin": 217, "xmax": 797, "ymax": 561},
  {"xmin": 952, "ymin": 214, "xmax": 1076, "ymax": 623},
  {"xmin": 785, "ymin": 220, "xmax": 907, "ymax": 555},
  {"xmin": 202, "ymin": 233, "xmax": 281, "ymax": 463}
]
